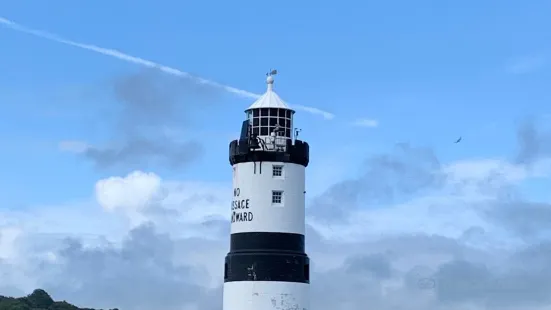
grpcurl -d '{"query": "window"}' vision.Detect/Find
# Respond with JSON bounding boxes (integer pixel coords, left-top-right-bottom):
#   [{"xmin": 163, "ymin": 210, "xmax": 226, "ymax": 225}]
[
  {"xmin": 272, "ymin": 165, "xmax": 283, "ymax": 177},
  {"xmin": 247, "ymin": 108, "xmax": 293, "ymax": 138},
  {"xmin": 304, "ymin": 263, "xmax": 310, "ymax": 281},
  {"xmin": 272, "ymin": 190, "xmax": 283, "ymax": 204}
]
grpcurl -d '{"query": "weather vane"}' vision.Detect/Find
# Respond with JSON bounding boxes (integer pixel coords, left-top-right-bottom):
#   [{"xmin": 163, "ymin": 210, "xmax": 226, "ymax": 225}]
[{"xmin": 266, "ymin": 69, "xmax": 278, "ymax": 76}]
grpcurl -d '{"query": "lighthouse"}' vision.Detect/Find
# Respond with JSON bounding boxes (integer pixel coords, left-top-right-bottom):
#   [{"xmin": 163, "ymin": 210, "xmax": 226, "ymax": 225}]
[{"xmin": 223, "ymin": 71, "xmax": 310, "ymax": 310}]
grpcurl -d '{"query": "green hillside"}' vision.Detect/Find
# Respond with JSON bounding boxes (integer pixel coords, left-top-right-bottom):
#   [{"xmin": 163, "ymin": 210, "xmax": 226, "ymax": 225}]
[{"xmin": 0, "ymin": 289, "xmax": 118, "ymax": 310}]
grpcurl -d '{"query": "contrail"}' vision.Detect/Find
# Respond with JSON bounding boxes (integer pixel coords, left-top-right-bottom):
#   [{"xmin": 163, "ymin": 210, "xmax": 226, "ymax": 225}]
[{"xmin": 0, "ymin": 17, "xmax": 335, "ymax": 120}]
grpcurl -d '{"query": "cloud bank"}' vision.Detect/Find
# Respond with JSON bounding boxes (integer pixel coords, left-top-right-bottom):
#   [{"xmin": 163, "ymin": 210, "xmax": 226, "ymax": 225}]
[
  {"xmin": 2, "ymin": 122, "xmax": 551, "ymax": 309},
  {"xmin": 59, "ymin": 69, "xmax": 221, "ymax": 170}
]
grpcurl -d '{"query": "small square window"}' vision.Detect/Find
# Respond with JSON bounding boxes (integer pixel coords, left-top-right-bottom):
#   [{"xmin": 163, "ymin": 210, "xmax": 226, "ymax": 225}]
[
  {"xmin": 272, "ymin": 165, "xmax": 283, "ymax": 177},
  {"xmin": 272, "ymin": 190, "xmax": 283, "ymax": 204}
]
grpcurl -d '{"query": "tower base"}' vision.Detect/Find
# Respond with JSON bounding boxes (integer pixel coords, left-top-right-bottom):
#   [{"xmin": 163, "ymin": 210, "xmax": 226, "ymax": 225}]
[{"xmin": 223, "ymin": 281, "xmax": 309, "ymax": 310}]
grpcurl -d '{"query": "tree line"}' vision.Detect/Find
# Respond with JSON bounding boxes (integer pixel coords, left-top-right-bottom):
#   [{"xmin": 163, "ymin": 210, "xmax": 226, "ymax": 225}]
[{"xmin": 0, "ymin": 289, "xmax": 118, "ymax": 310}]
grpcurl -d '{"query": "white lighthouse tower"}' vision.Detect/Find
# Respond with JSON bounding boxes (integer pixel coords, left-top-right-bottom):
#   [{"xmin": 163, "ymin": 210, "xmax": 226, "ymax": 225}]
[{"xmin": 223, "ymin": 71, "xmax": 310, "ymax": 310}]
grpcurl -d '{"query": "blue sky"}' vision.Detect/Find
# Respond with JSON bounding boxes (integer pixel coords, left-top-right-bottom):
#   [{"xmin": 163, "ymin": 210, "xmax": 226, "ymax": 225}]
[
  {"xmin": 2, "ymin": 0, "xmax": 551, "ymax": 207},
  {"xmin": 1, "ymin": 0, "xmax": 550, "ymax": 208},
  {"xmin": 0, "ymin": 3, "xmax": 547, "ymax": 208},
  {"xmin": 2, "ymin": 1, "xmax": 551, "ymax": 309}
]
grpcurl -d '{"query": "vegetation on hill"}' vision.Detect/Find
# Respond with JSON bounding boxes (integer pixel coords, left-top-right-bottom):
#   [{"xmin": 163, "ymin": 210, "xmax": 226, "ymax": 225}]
[{"xmin": 0, "ymin": 289, "xmax": 118, "ymax": 310}]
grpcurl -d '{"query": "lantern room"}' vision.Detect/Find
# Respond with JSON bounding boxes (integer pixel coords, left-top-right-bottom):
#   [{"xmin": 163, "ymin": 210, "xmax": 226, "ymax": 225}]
[{"xmin": 244, "ymin": 73, "xmax": 295, "ymax": 140}]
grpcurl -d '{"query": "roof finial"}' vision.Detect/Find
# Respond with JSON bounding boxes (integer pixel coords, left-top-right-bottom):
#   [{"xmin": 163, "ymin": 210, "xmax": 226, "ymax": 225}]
[{"xmin": 266, "ymin": 69, "xmax": 277, "ymax": 91}]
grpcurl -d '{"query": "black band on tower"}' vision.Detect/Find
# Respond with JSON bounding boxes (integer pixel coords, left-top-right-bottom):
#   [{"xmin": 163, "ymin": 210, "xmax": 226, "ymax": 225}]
[
  {"xmin": 230, "ymin": 232, "xmax": 305, "ymax": 253},
  {"xmin": 224, "ymin": 232, "xmax": 310, "ymax": 283},
  {"xmin": 228, "ymin": 139, "xmax": 309, "ymax": 167}
]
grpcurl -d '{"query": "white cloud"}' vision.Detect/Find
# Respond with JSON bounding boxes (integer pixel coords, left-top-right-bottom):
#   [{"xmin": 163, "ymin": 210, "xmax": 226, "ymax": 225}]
[
  {"xmin": 95, "ymin": 171, "xmax": 162, "ymax": 212},
  {"xmin": 95, "ymin": 171, "xmax": 163, "ymax": 227},
  {"xmin": 94, "ymin": 171, "xmax": 228, "ymax": 239},
  {"xmin": 0, "ymin": 227, "xmax": 22, "ymax": 261},
  {"xmin": 292, "ymin": 104, "xmax": 335, "ymax": 120},
  {"xmin": 443, "ymin": 158, "xmax": 528, "ymax": 183},
  {"xmin": 506, "ymin": 54, "xmax": 547, "ymax": 74},
  {"xmin": 58, "ymin": 140, "xmax": 89, "ymax": 153},
  {"xmin": 352, "ymin": 118, "xmax": 379, "ymax": 128}
]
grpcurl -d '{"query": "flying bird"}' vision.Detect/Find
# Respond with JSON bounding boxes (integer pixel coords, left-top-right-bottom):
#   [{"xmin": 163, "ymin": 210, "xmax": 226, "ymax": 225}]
[{"xmin": 454, "ymin": 136, "xmax": 462, "ymax": 143}]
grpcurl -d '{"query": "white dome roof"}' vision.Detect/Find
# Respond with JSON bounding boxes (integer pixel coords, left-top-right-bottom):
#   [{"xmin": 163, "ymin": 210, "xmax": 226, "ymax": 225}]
[{"xmin": 246, "ymin": 74, "xmax": 293, "ymax": 111}]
